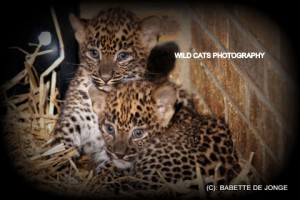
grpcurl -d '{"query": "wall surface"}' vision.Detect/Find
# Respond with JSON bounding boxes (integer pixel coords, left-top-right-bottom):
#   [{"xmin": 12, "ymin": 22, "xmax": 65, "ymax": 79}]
[
  {"xmin": 80, "ymin": 2, "xmax": 297, "ymax": 182},
  {"xmin": 188, "ymin": 4, "xmax": 296, "ymax": 182}
]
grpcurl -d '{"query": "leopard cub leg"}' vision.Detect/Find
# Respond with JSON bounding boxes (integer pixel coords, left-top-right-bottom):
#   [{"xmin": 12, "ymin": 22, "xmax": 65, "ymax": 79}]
[{"xmin": 53, "ymin": 69, "xmax": 109, "ymax": 171}]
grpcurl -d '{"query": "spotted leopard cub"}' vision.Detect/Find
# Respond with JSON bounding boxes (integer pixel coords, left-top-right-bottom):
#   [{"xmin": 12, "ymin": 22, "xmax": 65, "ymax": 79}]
[
  {"xmin": 53, "ymin": 8, "xmax": 161, "ymax": 169},
  {"xmin": 90, "ymin": 81, "xmax": 241, "ymax": 196}
]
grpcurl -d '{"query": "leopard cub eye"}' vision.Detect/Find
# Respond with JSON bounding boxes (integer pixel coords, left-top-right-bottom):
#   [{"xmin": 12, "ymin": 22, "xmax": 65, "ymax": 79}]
[
  {"xmin": 117, "ymin": 52, "xmax": 130, "ymax": 62},
  {"xmin": 88, "ymin": 49, "xmax": 100, "ymax": 59},
  {"xmin": 132, "ymin": 129, "xmax": 146, "ymax": 139},
  {"xmin": 104, "ymin": 124, "xmax": 115, "ymax": 135}
]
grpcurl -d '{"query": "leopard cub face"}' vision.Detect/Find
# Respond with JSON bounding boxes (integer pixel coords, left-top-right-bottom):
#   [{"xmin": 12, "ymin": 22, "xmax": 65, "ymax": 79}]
[
  {"xmin": 70, "ymin": 8, "xmax": 160, "ymax": 91},
  {"xmin": 89, "ymin": 81, "xmax": 177, "ymax": 169}
]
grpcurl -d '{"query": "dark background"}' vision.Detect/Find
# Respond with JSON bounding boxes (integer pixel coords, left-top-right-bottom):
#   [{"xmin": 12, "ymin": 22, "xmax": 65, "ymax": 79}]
[
  {"xmin": 1, "ymin": 0, "xmax": 299, "ymax": 199},
  {"xmin": 2, "ymin": 2, "xmax": 79, "ymax": 100}
]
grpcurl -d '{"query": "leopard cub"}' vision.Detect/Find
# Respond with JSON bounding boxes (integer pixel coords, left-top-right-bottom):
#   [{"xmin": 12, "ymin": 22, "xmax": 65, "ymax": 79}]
[{"xmin": 90, "ymin": 80, "xmax": 241, "ymax": 196}]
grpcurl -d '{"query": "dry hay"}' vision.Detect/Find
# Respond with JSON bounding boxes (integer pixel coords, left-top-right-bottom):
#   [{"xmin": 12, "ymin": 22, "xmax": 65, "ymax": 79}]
[{"xmin": 0, "ymin": 7, "xmax": 261, "ymax": 199}]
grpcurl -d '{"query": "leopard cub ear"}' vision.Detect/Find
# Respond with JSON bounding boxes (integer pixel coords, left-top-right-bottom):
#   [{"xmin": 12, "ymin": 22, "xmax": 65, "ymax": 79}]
[
  {"xmin": 140, "ymin": 16, "xmax": 161, "ymax": 52},
  {"xmin": 69, "ymin": 13, "xmax": 88, "ymax": 43},
  {"xmin": 153, "ymin": 84, "xmax": 176, "ymax": 127},
  {"xmin": 89, "ymin": 85, "xmax": 107, "ymax": 117}
]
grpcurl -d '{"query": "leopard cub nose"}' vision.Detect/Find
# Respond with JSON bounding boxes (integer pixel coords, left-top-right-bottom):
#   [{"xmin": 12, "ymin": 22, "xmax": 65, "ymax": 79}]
[
  {"xmin": 115, "ymin": 153, "xmax": 125, "ymax": 159},
  {"xmin": 100, "ymin": 74, "xmax": 112, "ymax": 83}
]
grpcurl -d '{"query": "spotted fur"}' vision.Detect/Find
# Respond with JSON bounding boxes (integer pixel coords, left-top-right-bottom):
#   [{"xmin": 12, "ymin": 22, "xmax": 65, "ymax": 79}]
[
  {"xmin": 53, "ymin": 8, "xmax": 160, "ymax": 170},
  {"xmin": 90, "ymin": 80, "xmax": 241, "ymax": 196},
  {"xmin": 70, "ymin": 7, "xmax": 160, "ymax": 91}
]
